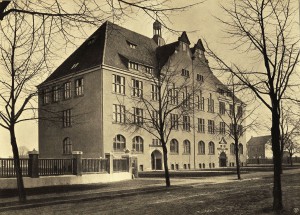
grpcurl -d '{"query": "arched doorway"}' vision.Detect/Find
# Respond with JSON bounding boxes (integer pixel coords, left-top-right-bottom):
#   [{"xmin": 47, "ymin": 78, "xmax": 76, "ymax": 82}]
[
  {"xmin": 151, "ymin": 150, "xmax": 162, "ymax": 170},
  {"xmin": 219, "ymin": 152, "xmax": 227, "ymax": 167}
]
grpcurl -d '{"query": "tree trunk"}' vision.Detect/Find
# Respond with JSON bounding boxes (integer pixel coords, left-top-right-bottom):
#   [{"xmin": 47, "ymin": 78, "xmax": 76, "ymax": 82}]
[
  {"xmin": 10, "ymin": 126, "xmax": 27, "ymax": 202},
  {"xmin": 234, "ymin": 139, "xmax": 241, "ymax": 180},
  {"xmin": 290, "ymin": 154, "xmax": 293, "ymax": 167},
  {"xmin": 271, "ymin": 108, "xmax": 283, "ymax": 211},
  {"xmin": 162, "ymin": 142, "xmax": 170, "ymax": 187}
]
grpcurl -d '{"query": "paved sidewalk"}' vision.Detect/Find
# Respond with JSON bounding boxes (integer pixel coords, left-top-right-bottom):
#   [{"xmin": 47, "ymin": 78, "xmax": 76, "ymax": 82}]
[{"xmin": 0, "ymin": 168, "xmax": 299, "ymax": 212}]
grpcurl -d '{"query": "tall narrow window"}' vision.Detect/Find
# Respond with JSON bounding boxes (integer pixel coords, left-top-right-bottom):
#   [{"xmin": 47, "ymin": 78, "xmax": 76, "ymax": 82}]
[
  {"xmin": 63, "ymin": 137, "xmax": 72, "ymax": 154},
  {"xmin": 219, "ymin": 102, "xmax": 225, "ymax": 115},
  {"xmin": 207, "ymin": 93, "xmax": 214, "ymax": 112},
  {"xmin": 239, "ymin": 143, "xmax": 244, "ymax": 154},
  {"xmin": 198, "ymin": 141, "xmax": 205, "ymax": 154},
  {"xmin": 237, "ymin": 106, "xmax": 243, "ymax": 118},
  {"xmin": 230, "ymin": 143, "xmax": 235, "ymax": 155},
  {"xmin": 63, "ymin": 109, "xmax": 71, "ymax": 127},
  {"xmin": 183, "ymin": 115, "xmax": 191, "ymax": 131},
  {"xmin": 112, "ymin": 74, "xmax": 125, "ymax": 94},
  {"xmin": 75, "ymin": 78, "xmax": 84, "ymax": 96},
  {"xmin": 113, "ymin": 134, "xmax": 126, "ymax": 152},
  {"xmin": 208, "ymin": 120, "xmax": 215, "ymax": 134},
  {"xmin": 113, "ymin": 104, "xmax": 126, "ymax": 123},
  {"xmin": 219, "ymin": 122, "xmax": 226, "ymax": 134},
  {"xmin": 170, "ymin": 139, "xmax": 179, "ymax": 154},
  {"xmin": 43, "ymin": 88, "xmax": 51, "ymax": 104},
  {"xmin": 183, "ymin": 140, "xmax": 191, "ymax": 154},
  {"xmin": 199, "ymin": 91, "xmax": 205, "ymax": 111},
  {"xmin": 168, "ymin": 84, "xmax": 178, "ymax": 105},
  {"xmin": 52, "ymin": 86, "xmax": 60, "ymax": 102},
  {"xmin": 151, "ymin": 110, "xmax": 159, "ymax": 125},
  {"xmin": 170, "ymin": 114, "xmax": 179, "ymax": 130},
  {"xmin": 198, "ymin": 118, "xmax": 205, "ymax": 133},
  {"xmin": 208, "ymin": 142, "xmax": 215, "ymax": 154},
  {"xmin": 229, "ymin": 104, "xmax": 234, "ymax": 116},
  {"xmin": 63, "ymin": 82, "xmax": 71, "ymax": 99},
  {"xmin": 151, "ymin": 84, "xmax": 159, "ymax": 101},
  {"xmin": 132, "ymin": 136, "xmax": 143, "ymax": 153},
  {"xmin": 133, "ymin": 107, "xmax": 143, "ymax": 125},
  {"xmin": 132, "ymin": 79, "xmax": 143, "ymax": 97}
]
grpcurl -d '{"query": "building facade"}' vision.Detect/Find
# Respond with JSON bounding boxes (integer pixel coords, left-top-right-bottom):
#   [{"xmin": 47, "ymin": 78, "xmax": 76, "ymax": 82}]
[{"xmin": 38, "ymin": 21, "xmax": 247, "ymax": 171}]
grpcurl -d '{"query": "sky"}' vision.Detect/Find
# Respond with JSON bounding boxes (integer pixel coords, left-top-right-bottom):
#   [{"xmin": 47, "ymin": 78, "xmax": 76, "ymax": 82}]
[{"xmin": 0, "ymin": 0, "xmax": 299, "ymax": 157}]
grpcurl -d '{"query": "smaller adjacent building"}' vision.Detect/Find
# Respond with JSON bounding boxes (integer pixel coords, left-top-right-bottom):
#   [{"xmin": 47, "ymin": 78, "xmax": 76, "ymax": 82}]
[{"xmin": 247, "ymin": 135, "xmax": 272, "ymax": 159}]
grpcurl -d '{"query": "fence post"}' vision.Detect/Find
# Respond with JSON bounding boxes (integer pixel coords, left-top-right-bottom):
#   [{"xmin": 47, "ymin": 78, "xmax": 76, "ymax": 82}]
[
  {"xmin": 105, "ymin": 153, "xmax": 113, "ymax": 174},
  {"xmin": 72, "ymin": 151, "xmax": 83, "ymax": 176},
  {"xmin": 28, "ymin": 149, "xmax": 39, "ymax": 178}
]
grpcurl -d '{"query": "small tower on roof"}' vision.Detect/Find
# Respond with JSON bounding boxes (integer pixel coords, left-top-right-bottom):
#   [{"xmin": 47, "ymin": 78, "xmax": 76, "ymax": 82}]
[{"xmin": 153, "ymin": 20, "xmax": 165, "ymax": 46}]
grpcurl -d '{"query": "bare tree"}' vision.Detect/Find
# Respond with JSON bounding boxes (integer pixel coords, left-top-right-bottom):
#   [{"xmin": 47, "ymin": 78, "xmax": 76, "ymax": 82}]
[
  {"xmin": 0, "ymin": 0, "xmax": 200, "ymax": 202},
  {"xmin": 18, "ymin": 146, "xmax": 30, "ymax": 158},
  {"xmin": 206, "ymin": 0, "xmax": 299, "ymax": 211},
  {"xmin": 217, "ymin": 75, "xmax": 258, "ymax": 180},
  {"xmin": 120, "ymin": 55, "xmax": 202, "ymax": 187}
]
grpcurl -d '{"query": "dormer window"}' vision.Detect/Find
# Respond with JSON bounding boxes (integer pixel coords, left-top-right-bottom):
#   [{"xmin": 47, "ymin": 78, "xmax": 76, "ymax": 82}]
[
  {"xmin": 127, "ymin": 41, "xmax": 137, "ymax": 49},
  {"xmin": 71, "ymin": 63, "xmax": 79, "ymax": 70},
  {"xmin": 181, "ymin": 69, "xmax": 189, "ymax": 78},
  {"xmin": 145, "ymin": 66, "xmax": 154, "ymax": 74},
  {"xmin": 196, "ymin": 74, "xmax": 204, "ymax": 82},
  {"xmin": 129, "ymin": 61, "xmax": 139, "ymax": 70}
]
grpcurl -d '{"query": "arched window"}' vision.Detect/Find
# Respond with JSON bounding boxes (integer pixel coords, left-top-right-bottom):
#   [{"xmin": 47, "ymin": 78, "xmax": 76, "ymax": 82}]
[
  {"xmin": 208, "ymin": 141, "xmax": 215, "ymax": 154},
  {"xmin": 183, "ymin": 140, "xmax": 191, "ymax": 154},
  {"xmin": 230, "ymin": 143, "xmax": 235, "ymax": 155},
  {"xmin": 198, "ymin": 141, "xmax": 205, "ymax": 154},
  {"xmin": 170, "ymin": 139, "xmax": 179, "ymax": 153},
  {"xmin": 113, "ymin": 134, "xmax": 126, "ymax": 151},
  {"xmin": 239, "ymin": 143, "xmax": 243, "ymax": 154},
  {"xmin": 63, "ymin": 137, "xmax": 72, "ymax": 154},
  {"xmin": 132, "ymin": 136, "xmax": 143, "ymax": 152}
]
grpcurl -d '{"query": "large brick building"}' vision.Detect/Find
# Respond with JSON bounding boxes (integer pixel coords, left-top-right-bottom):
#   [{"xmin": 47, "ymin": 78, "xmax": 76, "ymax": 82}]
[{"xmin": 38, "ymin": 20, "xmax": 247, "ymax": 171}]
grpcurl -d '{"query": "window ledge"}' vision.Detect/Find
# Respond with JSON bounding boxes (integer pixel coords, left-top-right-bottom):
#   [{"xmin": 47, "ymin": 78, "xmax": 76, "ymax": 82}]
[
  {"xmin": 170, "ymin": 152, "xmax": 179, "ymax": 155},
  {"xmin": 182, "ymin": 153, "xmax": 191, "ymax": 155}
]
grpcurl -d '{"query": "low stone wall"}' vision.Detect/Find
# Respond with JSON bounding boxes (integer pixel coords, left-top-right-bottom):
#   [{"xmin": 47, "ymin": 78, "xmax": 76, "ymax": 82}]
[{"xmin": 0, "ymin": 172, "xmax": 132, "ymax": 189}]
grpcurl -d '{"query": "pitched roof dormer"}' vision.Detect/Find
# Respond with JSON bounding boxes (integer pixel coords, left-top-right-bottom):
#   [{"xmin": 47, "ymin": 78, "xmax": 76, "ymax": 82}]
[
  {"xmin": 194, "ymin": 39, "xmax": 205, "ymax": 52},
  {"xmin": 178, "ymin": 31, "xmax": 191, "ymax": 45}
]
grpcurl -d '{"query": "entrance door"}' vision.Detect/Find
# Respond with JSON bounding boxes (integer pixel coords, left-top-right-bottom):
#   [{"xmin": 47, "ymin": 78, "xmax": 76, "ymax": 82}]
[
  {"xmin": 151, "ymin": 150, "xmax": 162, "ymax": 170},
  {"xmin": 219, "ymin": 152, "xmax": 227, "ymax": 167}
]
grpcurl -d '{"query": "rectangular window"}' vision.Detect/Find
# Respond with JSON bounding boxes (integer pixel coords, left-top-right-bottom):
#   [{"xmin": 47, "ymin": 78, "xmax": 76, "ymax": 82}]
[
  {"xmin": 113, "ymin": 104, "xmax": 126, "ymax": 123},
  {"xmin": 129, "ymin": 61, "xmax": 139, "ymax": 70},
  {"xmin": 237, "ymin": 106, "xmax": 243, "ymax": 118},
  {"xmin": 146, "ymin": 66, "xmax": 154, "ymax": 74},
  {"xmin": 43, "ymin": 89, "xmax": 51, "ymax": 104},
  {"xmin": 182, "ymin": 91, "xmax": 191, "ymax": 108},
  {"xmin": 181, "ymin": 69, "xmax": 190, "ymax": 78},
  {"xmin": 183, "ymin": 115, "xmax": 191, "ymax": 131},
  {"xmin": 133, "ymin": 107, "xmax": 143, "ymax": 125},
  {"xmin": 152, "ymin": 139, "xmax": 162, "ymax": 146},
  {"xmin": 198, "ymin": 118, "xmax": 205, "ymax": 133},
  {"xmin": 75, "ymin": 78, "xmax": 84, "ymax": 96},
  {"xmin": 196, "ymin": 74, "xmax": 204, "ymax": 82},
  {"xmin": 152, "ymin": 110, "xmax": 159, "ymax": 125},
  {"xmin": 63, "ymin": 109, "xmax": 71, "ymax": 127},
  {"xmin": 207, "ymin": 94, "xmax": 214, "ymax": 113},
  {"xmin": 229, "ymin": 104, "xmax": 234, "ymax": 116},
  {"xmin": 208, "ymin": 120, "xmax": 215, "ymax": 134},
  {"xmin": 63, "ymin": 82, "xmax": 71, "ymax": 99},
  {"xmin": 168, "ymin": 85, "xmax": 179, "ymax": 105},
  {"xmin": 132, "ymin": 79, "xmax": 143, "ymax": 97},
  {"xmin": 219, "ymin": 122, "xmax": 226, "ymax": 134},
  {"xmin": 151, "ymin": 84, "xmax": 159, "ymax": 101},
  {"xmin": 219, "ymin": 102, "xmax": 225, "ymax": 115},
  {"xmin": 230, "ymin": 123, "xmax": 235, "ymax": 135},
  {"xmin": 112, "ymin": 74, "xmax": 125, "ymax": 94},
  {"xmin": 52, "ymin": 86, "xmax": 60, "ymax": 102},
  {"xmin": 170, "ymin": 113, "xmax": 179, "ymax": 130}
]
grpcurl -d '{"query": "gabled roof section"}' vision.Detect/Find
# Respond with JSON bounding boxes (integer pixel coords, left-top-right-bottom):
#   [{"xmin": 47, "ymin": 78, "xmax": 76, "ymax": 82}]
[
  {"xmin": 247, "ymin": 135, "xmax": 272, "ymax": 146},
  {"xmin": 194, "ymin": 39, "xmax": 205, "ymax": 51},
  {"xmin": 103, "ymin": 22, "xmax": 158, "ymax": 70},
  {"xmin": 156, "ymin": 41, "xmax": 179, "ymax": 68},
  {"xmin": 178, "ymin": 31, "xmax": 190, "ymax": 45},
  {"xmin": 43, "ymin": 22, "xmax": 107, "ymax": 83}
]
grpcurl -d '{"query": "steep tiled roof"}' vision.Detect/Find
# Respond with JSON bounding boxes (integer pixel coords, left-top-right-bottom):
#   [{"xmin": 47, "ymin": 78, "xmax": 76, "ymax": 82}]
[
  {"xmin": 178, "ymin": 31, "xmax": 190, "ymax": 45},
  {"xmin": 247, "ymin": 135, "xmax": 272, "ymax": 146},
  {"xmin": 156, "ymin": 41, "xmax": 178, "ymax": 68},
  {"xmin": 44, "ymin": 22, "xmax": 107, "ymax": 83}
]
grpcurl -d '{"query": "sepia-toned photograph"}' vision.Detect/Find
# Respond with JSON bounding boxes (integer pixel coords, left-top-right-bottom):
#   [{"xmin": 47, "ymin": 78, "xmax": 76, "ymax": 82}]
[{"xmin": 0, "ymin": 0, "xmax": 299, "ymax": 214}]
